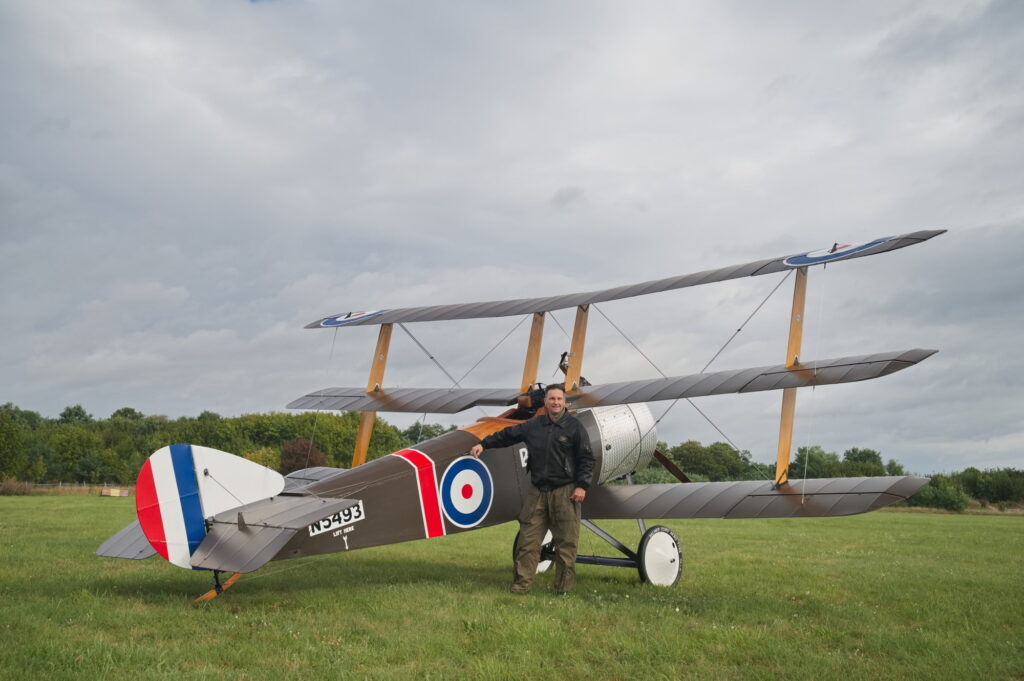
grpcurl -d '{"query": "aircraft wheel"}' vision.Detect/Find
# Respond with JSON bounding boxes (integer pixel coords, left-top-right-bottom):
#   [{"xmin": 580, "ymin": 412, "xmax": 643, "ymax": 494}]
[
  {"xmin": 637, "ymin": 525, "xmax": 682, "ymax": 586},
  {"xmin": 512, "ymin": 529, "xmax": 554, "ymax": 573}
]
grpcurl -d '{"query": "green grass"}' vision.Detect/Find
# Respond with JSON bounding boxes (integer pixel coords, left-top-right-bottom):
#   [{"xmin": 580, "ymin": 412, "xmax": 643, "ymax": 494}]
[{"xmin": 0, "ymin": 497, "xmax": 1021, "ymax": 681}]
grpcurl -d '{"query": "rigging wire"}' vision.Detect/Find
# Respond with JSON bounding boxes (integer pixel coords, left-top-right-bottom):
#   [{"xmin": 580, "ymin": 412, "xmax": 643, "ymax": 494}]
[
  {"xmin": 398, "ymin": 323, "xmax": 463, "ymax": 388},
  {"xmin": 548, "ymin": 310, "xmax": 572, "ymax": 341},
  {"xmin": 547, "ymin": 311, "xmax": 572, "ymax": 378},
  {"xmin": 699, "ymin": 270, "xmax": 793, "ymax": 373},
  {"xmin": 453, "ymin": 314, "xmax": 529, "ymax": 386},
  {"xmin": 591, "ymin": 272, "xmax": 794, "ymax": 479},
  {"xmin": 304, "ymin": 327, "xmax": 340, "ymax": 470},
  {"xmin": 397, "ymin": 322, "xmax": 489, "ymax": 417}
]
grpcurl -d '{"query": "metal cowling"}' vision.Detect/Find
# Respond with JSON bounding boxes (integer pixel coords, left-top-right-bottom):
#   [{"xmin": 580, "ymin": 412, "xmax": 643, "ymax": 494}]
[{"xmin": 576, "ymin": 404, "xmax": 657, "ymax": 484}]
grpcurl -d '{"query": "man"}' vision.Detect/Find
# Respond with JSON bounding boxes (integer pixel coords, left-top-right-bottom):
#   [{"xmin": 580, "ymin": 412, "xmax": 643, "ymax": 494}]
[{"xmin": 469, "ymin": 383, "xmax": 594, "ymax": 594}]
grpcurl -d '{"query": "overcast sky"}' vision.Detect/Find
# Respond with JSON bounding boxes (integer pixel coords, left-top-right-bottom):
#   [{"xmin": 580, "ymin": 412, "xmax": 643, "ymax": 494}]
[{"xmin": 2, "ymin": 0, "xmax": 1022, "ymax": 474}]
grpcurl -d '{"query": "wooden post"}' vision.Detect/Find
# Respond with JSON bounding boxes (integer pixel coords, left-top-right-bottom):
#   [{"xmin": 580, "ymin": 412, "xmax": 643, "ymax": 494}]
[
  {"xmin": 774, "ymin": 267, "xmax": 808, "ymax": 485},
  {"xmin": 520, "ymin": 312, "xmax": 546, "ymax": 393},
  {"xmin": 564, "ymin": 305, "xmax": 589, "ymax": 393},
  {"xmin": 352, "ymin": 324, "xmax": 393, "ymax": 467}
]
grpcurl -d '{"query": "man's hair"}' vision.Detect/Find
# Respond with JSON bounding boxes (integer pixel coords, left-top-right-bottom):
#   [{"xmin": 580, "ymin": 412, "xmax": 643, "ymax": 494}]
[{"xmin": 544, "ymin": 383, "xmax": 566, "ymax": 396}]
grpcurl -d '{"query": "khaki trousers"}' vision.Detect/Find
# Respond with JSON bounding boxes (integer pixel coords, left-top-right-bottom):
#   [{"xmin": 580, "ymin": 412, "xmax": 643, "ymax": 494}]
[{"xmin": 512, "ymin": 483, "xmax": 582, "ymax": 593}]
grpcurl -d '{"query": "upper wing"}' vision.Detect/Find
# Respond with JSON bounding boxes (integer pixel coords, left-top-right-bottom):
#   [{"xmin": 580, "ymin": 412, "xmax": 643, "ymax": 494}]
[
  {"xmin": 306, "ymin": 230, "xmax": 945, "ymax": 328},
  {"xmin": 583, "ymin": 476, "xmax": 929, "ymax": 519},
  {"xmin": 287, "ymin": 348, "xmax": 936, "ymax": 414}
]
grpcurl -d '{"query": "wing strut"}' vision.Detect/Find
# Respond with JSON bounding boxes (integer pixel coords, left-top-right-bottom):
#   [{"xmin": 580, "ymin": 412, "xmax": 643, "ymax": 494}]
[
  {"xmin": 774, "ymin": 267, "xmax": 808, "ymax": 485},
  {"xmin": 520, "ymin": 312, "xmax": 546, "ymax": 392},
  {"xmin": 565, "ymin": 305, "xmax": 590, "ymax": 392},
  {"xmin": 353, "ymin": 323, "xmax": 393, "ymax": 467}
]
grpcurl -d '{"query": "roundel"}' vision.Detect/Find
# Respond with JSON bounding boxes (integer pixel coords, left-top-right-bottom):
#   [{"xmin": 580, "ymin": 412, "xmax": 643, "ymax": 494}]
[
  {"xmin": 439, "ymin": 457, "xmax": 494, "ymax": 529},
  {"xmin": 320, "ymin": 309, "xmax": 388, "ymax": 327},
  {"xmin": 783, "ymin": 236, "xmax": 893, "ymax": 267}
]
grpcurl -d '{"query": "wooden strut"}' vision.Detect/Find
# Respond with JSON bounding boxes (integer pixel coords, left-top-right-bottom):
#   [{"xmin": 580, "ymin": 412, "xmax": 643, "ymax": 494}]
[
  {"xmin": 520, "ymin": 312, "xmax": 546, "ymax": 393},
  {"xmin": 352, "ymin": 324, "xmax": 393, "ymax": 468},
  {"xmin": 564, "ymin": 305, "xmax": 590, "ymax": 393},
  {"xmin": 774, "ymin": 267, "xmax": 808, "ymax": 486}
]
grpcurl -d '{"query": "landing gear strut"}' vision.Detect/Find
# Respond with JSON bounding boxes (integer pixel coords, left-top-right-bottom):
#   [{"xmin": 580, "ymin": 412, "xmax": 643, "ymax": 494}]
[{"xmin": 510, "ymin": 522, "xmax": 683, "ymax": 586}]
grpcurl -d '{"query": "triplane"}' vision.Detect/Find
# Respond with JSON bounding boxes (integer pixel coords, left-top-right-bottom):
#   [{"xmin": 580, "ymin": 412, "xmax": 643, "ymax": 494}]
[{"xmin": 98, "ymin": 230, "xmax": 944, "ymax": 600}]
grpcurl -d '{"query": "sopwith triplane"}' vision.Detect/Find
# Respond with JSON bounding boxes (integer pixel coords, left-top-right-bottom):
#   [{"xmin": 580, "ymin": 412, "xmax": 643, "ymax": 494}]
[{"xmin": 98, "ymin": 230, "xmax": 944, "ymax": 600}]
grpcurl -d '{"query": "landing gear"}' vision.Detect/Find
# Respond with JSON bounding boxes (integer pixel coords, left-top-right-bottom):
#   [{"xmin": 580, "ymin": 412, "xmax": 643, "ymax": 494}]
[
  {"xmin": 512, "ymin": 529, "xmax": 554, "ymax": 573},
  {"xmin": 576, "ymin": 520, "xmax": 683, "ymax": 587},
  {"xmin": 637, "ymin": 526, "xmax": 682, "ymax": 586}
]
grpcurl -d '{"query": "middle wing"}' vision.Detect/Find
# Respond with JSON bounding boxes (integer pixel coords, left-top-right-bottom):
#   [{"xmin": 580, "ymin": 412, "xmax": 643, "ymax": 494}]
[{"xmin": 287, "ymin": 348, "xmax": 936, "ymax": 414}]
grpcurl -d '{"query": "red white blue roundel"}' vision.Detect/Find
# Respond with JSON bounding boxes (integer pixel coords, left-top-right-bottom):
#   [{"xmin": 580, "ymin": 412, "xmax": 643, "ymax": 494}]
[
  {"xmin": 783, "ymin": 236, "xmax": 893, "ymax": 267},
  {"xmin": 440, "ymin": 457, "xmax": 494, "ymax": 528},
  {"xmin": 320, "ymin": 309, "xmax": 389, "ymax": 327}
]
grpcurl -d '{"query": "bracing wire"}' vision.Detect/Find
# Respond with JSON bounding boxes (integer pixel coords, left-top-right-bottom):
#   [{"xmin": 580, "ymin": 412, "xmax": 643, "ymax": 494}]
[
  {"xmin": 305, "ymin": 327, "xmax": 340, "ymax": 470},
  {"xmin": 548, "ymin": 310, "xmax": 573, "ymax": 378},
  {"xmin": 699, "ymin": 270, "xmax": 793, "ymax": 373},
  {"xmin": 591, "ymin": 272, "xmax": 794, "ymax": 479},
  {"xmin": 398, "ymin": 323, "xmax": 463, "ymax": 388},
  {"xmin": 453, "ymin": 314, "xmax": 529, "ymax": 386},
  {"xmin": 548, "ymin": 310, "xmax": 572, "ymax": 341},
  {"xmin": 397, "ymin": 323, "xmax": 488, "ymax": 417}
]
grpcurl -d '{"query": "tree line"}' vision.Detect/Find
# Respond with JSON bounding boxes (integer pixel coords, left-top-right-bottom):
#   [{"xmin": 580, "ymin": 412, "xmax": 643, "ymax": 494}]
[{"xmin": 2, "ymin": 402, "xmax": 1020, "ymax": 511}]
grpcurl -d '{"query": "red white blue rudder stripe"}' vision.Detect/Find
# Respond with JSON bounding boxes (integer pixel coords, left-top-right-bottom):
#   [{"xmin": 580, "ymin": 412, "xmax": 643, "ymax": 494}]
[{"xmin": 135, "ymin": 444, "xmax": 285, "ymax": 570}]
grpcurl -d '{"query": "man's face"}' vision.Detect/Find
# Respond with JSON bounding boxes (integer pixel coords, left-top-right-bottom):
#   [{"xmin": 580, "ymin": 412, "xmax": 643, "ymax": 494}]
[{"xmin": 544, "ymin": 388, "xmax": 566, "ymax": 415}]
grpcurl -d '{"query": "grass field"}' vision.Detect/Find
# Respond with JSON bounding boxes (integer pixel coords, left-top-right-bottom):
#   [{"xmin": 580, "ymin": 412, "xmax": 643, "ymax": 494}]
[{"xmin": 0, "ymin": 497, "xmax": 1021, "ymax": 681}]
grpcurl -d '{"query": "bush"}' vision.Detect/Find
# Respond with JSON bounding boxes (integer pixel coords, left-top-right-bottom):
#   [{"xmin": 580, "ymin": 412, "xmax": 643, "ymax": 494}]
[
  {"xmin": 906, "ymin": 475, "xmax": 969, "ymax": 512},
  {"xmin": 279, "ymin": 439, "xmax": 326, "ymax": 475},
  {"xmin": 0, "ymin": 478, "xmax": 34, "ymax": 495}
]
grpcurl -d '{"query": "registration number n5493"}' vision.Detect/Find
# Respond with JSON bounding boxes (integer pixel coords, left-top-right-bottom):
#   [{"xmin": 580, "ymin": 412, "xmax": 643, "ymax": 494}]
[{"xmin": 308, "ymin": 500, "xmax": 365, "ymax": 537}]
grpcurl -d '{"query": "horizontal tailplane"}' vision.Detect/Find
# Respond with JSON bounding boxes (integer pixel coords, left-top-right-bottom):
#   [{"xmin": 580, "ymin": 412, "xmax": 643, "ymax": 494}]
[{"xmin": 190, "ymin": 496, "xmax": 361, "ymax": 573}]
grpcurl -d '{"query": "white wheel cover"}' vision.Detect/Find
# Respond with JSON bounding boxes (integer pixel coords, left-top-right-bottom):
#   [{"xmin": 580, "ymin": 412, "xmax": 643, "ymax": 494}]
[{"xmin": 641, "ymin": 529, "xmax": 680, "ymax": 586}]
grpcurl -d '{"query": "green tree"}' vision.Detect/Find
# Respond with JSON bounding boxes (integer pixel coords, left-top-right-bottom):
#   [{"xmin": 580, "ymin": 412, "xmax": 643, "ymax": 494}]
[
  {"xmin": 906, "ymin": 474, "xmax": 968, "ymax": 512},
  {"xmin": 668, "ymin": 440, "xmax": 760, "ymax": 481},
  {"xmin": 59, "ymin": 404, "xmax": 93, "ymax": 424},
  {"xmin": 401, "ymin": 422, "xmax": 456, "ymax": 446},
  {"xmin": 841, "ymin": 447, "xmax": 885, "ymax": 476},
  {"xmin": 1, "ymin": 403, "xmax": 45, "ymax": 429},
  {"xmin": 244, "ymin": 446, "xmax": 280, "ymax": 470},
  {"xmin": 110, "ymin": 407, "xmax": 144, "ymax": 420},
  {"xmin": 885, "ymin": 459, "xmax": 906, "ymax": 476},
  {"xmin": 0, "ymin": 411, "xmax": 28, "ymax": 479},
  {"xmin": 790, "ymin": 445, "xmax": 840, "ymax": 479},
  {"xmin": 49, "ymin": 426, "xmax": 103, "ymax": 482}
]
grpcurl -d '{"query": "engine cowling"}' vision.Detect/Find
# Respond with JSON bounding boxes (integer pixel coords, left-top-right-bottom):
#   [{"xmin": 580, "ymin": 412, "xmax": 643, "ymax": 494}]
[{"xmin": 575, "ymin": 404, "xmax": 657, "ymax": 484}]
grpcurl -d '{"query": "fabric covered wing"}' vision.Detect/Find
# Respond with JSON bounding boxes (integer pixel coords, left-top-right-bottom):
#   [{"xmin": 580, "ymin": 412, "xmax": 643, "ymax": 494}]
[
  {"xmin": 287, "ymin": 386, "xmax": 519, "ymax": 413},
  {"xmin": 287, "ymin": 348, "xmax": 936, "ymax": 414},
  {"xmin": 583, "ymin": 476, "xmax": 928, "ymax": 519},
  {"xmin": 306, "ymin": 230, "xmax": 944, "ymax": 328}
]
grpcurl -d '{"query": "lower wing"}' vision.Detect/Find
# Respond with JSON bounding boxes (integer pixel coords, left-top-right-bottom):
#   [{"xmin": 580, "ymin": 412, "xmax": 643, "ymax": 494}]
[{"xmin": 583, "ymin": 476, "xmax": 927, "ymax": 519}]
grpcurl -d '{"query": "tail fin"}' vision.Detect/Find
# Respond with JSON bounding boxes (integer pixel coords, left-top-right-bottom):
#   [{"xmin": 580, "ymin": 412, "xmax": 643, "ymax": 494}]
[{"xmin": 135, "ymin": 444, "xmax": 285, "ymax": 569}]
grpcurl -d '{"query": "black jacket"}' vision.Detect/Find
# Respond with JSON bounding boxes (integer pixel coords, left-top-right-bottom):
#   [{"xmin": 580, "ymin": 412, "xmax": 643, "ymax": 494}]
[{"xmin": 480, "ymin": 411, "xmax": 594, "ymax": 490}]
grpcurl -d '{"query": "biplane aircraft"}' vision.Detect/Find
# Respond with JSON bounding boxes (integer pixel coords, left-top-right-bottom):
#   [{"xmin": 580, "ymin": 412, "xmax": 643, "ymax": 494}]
[{"xmin": 98, "ymin": 230, "xmax": 944, "ymax": 600}]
